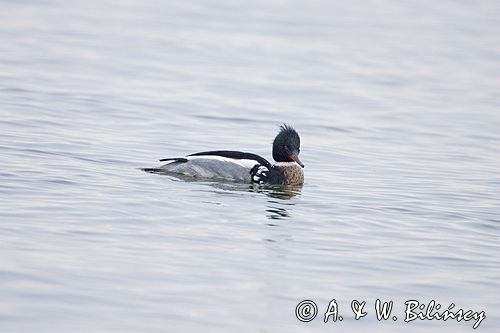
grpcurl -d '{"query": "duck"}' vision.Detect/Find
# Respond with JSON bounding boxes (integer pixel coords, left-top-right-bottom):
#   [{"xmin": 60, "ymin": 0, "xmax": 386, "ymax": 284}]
[{"xmin": 143, "ymin": 124, "xmax": 304, "ymax": 185}]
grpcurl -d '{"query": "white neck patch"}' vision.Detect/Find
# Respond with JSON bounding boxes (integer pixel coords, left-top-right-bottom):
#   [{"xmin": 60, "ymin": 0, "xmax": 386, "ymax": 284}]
[{"xmin": 275, "ymin": 162, "xmax": 298, "ymax": 167}]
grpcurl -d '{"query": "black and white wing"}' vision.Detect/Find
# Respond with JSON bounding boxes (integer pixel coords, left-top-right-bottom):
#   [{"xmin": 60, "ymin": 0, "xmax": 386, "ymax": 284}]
[{"xmin": 250, "ymin": 164, "xmax": 286, "ymax": 185}]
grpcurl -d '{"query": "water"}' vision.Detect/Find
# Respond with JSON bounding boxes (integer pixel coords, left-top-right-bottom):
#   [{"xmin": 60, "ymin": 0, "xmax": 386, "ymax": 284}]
[{"xmin": 1, "ymin": 1, "xmax": 499, "ymax": 332}]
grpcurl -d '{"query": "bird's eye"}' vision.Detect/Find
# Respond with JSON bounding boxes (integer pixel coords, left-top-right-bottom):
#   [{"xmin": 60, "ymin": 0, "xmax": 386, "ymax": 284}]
[{"xmin": 284, "ymin": 145, "xmax": 289, "ymax": 150}]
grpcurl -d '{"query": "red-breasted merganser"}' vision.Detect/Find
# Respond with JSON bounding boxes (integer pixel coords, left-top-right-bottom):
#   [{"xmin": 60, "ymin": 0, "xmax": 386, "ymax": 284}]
[{"xmin": 143, "ymin": 124, "xmax": 304, "ymax": 185}]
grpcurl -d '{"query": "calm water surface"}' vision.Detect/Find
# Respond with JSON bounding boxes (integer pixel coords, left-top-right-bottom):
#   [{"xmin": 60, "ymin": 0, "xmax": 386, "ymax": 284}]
[{"xmin": 1, "ymin": 1, "xmax": 499, "ymax": 332}]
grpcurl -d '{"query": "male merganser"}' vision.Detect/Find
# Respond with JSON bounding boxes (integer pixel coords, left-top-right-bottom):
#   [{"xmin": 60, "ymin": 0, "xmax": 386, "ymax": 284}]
[{"xmin": 143, "ymin": 124, "xmax": 304, "ymax": 185}]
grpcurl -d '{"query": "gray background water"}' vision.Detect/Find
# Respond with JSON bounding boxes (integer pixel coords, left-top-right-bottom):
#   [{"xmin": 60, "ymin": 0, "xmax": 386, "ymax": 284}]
[{"xmin": 1, "ymin": 1, "xmax": 499, "ymax": 332}]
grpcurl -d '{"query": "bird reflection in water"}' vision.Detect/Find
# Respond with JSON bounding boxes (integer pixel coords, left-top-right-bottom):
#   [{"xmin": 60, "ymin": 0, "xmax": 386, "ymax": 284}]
[
  {"xmin": 200, "ymin": 181, "xmax": 303, "ymax": 220},
  {"xmin": 250, "ymin": 184, "xmax": 303, "ymax": 200},
  {"xmin": 253, "ymin": 185, "xmax": 303, "ymax": 221},
  {"xmin": 266, "ymin": 205, "xmax": 290, "ymax": 221},
  {"xmin": 149, "ymin": 174, "xmax": 303, "ymax": 221}
]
